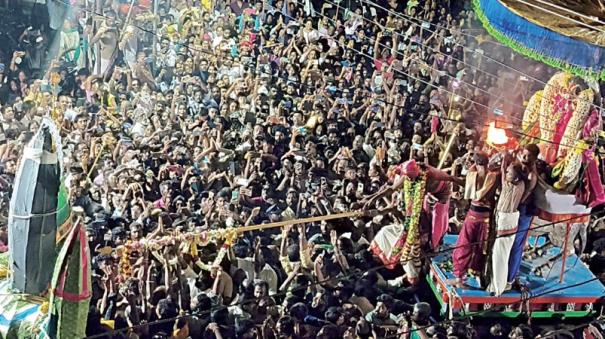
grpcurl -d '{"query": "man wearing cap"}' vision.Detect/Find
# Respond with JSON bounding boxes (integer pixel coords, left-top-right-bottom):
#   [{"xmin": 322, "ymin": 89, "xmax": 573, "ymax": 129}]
[{"xmin": 451, "ymin": 152, "xmax": 500, "ymax": 287}]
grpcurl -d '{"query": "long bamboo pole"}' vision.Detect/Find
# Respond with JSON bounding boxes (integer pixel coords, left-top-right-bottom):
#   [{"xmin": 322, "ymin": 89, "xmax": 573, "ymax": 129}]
[
  {"xmin": 236, "ymin": 211, "xmax": 362, "ymax": 233},
  {"xmin": 152, "ymin": 0, "xmax": 158, "ymax": 56},
  {"xmin": 94, "ymin": 0, "xmax": 102, "ymax": 75},
  {"xmin": 437, "ymin": 123, "xmax": 462, "ymax": 169},
  {"xmin": 138, "ymin": 211, "xmax": 367, "ymax": 252},
  {"xmin": 121, "ymin": 0, "xmax": 137, "ymax": 33}
]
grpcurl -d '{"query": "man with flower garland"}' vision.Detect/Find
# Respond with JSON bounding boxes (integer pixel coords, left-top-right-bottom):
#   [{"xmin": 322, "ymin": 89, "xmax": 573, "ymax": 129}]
[{"xmin": 364, "ymin": 159, "xmax": 463, "ymax": 284}]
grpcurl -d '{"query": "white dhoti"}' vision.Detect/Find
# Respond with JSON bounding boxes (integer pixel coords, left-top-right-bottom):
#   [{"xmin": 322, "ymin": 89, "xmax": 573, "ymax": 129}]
[
  {"xmin": 94, "ymin": 57, "xmax": 112, "ymax": 76},
  {"xmin": 370, "ymin": 223, "xmax": 406, "ymax": 269},
  {"xmin": 487, "ymin": 211, "xmax": 520, "ymax": 296}
]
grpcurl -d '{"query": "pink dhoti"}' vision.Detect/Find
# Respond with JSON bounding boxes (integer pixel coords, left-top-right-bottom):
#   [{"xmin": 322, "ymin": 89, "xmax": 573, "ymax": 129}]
[
  {"xmin": 425, "ymin": 199, "xmax": 449, "ymax": 250},
  {"xmin": 581, "ymin": 109, "xmax": 605, "ymax": 207},
  {"xmin": 424, "ymin": 181, "xmax": 451, "ymax": 250},
  {"xmin": 452, "ymin": 209, "xmax": 490, "ymax": 279}
]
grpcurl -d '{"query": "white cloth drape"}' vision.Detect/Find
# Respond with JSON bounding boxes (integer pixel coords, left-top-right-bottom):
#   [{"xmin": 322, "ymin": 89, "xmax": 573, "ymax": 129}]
[
  {"xmin": 93, "ymin": 57, "xmax": 112, "ymax": 76},
  {"xmin": 487, "ymin": 211, "xmax": 519, "ymax": 296}
]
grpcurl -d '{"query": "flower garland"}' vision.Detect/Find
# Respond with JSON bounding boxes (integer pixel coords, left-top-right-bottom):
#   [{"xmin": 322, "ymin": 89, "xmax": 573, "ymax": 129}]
[
  {"xmin": 117, "ymin": 240, "xmax": 148, "ymax": 280},
  {"xmin": 116, "ymin": 228, "xmax": 240, "ymax": 279},
  {"xmin": 393, "ymin": 173, "xmax": 427, "ymax": 261},
  {"xmin": 118, "ymin": 241, "xmax": 135, "ymax": 279}
]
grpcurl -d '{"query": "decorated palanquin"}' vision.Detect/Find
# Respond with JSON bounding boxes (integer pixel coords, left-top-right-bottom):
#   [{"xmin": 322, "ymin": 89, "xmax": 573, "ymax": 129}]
[
  {"xmin": 521, "ymin": 72, "xmax": 605, "ymax": 280},
  {"xmin": 521, "ymin": 72, "xmax": 605, "ymax": 206}
]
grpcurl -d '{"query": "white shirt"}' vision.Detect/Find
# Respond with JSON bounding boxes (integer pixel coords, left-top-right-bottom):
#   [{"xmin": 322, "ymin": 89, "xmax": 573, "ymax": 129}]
[{"xmin": 258, "ymin": 264, "xmax": 278, "ymax": 295}]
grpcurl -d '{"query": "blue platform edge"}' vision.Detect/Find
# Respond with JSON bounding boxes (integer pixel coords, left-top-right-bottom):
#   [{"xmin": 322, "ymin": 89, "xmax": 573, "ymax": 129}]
[{"xmin": 431, "ymin": 235, "xmax": 605, "ymax": 305}]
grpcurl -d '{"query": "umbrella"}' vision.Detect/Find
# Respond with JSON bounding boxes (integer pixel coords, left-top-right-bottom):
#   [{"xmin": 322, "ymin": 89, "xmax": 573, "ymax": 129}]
[{"xmin": 8, "ymin": 118, "xmax": 63, "ymax": 294}]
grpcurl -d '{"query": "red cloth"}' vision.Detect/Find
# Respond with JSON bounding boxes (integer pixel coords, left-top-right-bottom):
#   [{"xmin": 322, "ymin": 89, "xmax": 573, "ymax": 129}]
[
  {"xmin": 423, "ymin": 181, "xmax": 451, "ymax": 250},
  {"xmin": 583, "ymin": 108, "xmax": 601, "ymax": 139},
  {"xmin": 580, "ymin": 151, "xmax": 605, "ymax": 208},
  {"xmin": 452, "ymin": 210, "xmax": 490, "ymax": 278},
  {"xmin": 551, "ymin": 95, "xmax": 573, "ymax": 158},
  {"xmin": 401, "ymin": 160, "xmax": 420, "ymax": 179},
  {"xmin": 430, "ymin": 116, "xmax": 439, "ymax": 134}
]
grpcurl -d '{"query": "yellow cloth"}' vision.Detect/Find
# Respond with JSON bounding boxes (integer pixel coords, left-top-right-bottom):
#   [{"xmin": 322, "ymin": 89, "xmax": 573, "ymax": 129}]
[
  {"xmin": 100, "ymin": 319, "xmax": 115, "ymax": 330},
  {"xmin": 279, "ymin": 255, "xmax": 293, "ymax": 275},
  {"xmin": 173, "ymin": 325, "xmax": 189, "ymax": 339},
  {"xmin": 190, "ymin": 237, "xmax": 198, "ymax": 257},
  {"xmin": 300, "ymin": 246, "xmax": 313, "ymax": 270},
  {"xmin": 281, "ymin": 208, "xmax": 296, "ymax": 221},
  {"xmin": 305, "ymin": 115, "xmax": 319, "ymax": 129},
  {"xmin": 39, "ymin": 301, "xmax": 49, "ymax": 314}
]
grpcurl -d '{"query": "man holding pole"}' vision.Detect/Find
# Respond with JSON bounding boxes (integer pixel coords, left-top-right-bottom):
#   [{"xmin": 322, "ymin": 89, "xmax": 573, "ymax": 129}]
[
  {"xmin": 451, "ymin": 152, "xmax": 500, "ymax": 287},
  {"xmin": 364, "ymin": 160, "xmax": 463, "ymax": 280},
  {"xmin": 90, "ymin": 11, "xmax": 118, "ymax": 76},
  {"xmin": 507, "ymin": 144, "xmax": 540, "ymax": 287}
]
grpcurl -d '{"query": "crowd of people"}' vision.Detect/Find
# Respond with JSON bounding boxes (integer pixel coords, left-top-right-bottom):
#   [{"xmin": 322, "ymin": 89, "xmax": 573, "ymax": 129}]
[{"xmin": 0, "ymin": 0, "xmax": 605, "ymax": 338}]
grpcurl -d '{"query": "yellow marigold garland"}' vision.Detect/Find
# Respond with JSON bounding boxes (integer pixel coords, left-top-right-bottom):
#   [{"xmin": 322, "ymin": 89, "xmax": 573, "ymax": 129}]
[{"xmin": 397, "ymin": 173, "xmax": 427, "ymax": 262}]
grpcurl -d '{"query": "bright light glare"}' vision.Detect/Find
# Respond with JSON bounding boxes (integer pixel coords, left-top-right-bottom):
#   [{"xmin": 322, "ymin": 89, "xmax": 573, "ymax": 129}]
[{"xmin": 487, "ymin": 121, "xmax": 508, "ymax": 145}]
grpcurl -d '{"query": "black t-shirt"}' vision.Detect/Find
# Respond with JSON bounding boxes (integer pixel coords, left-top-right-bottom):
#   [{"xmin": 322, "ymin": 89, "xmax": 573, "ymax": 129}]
[
  {"xmin": 589, "ymin": 254, "xmax": 605, "ymax": 275},
  {"xmin": 143, "ymin": 180, "xmax": 161, "ymax": 202},
  {"xmin": 0, "ymin": 81, "xmax": 9, "ymax": 105},
  {"xmin": 148, "ymin": 314, "xmax": 175, "ymax": 337}
]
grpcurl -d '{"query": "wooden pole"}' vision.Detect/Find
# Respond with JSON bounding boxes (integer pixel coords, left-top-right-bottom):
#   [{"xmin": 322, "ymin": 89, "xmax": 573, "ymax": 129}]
[
  {"xmin": 236, "ymin": 211, "xmax": 362, "ymax": 233},
  {"xmin": 94, "ymin": 0, "xmax": 102, "ymax": 75},
  {"xmin": 121, "ymin": 0, "xmax": 137, "ymax": 33},
  {"xmin": 447, "ymin": 89, "xmax": 456, "ymax": 120},
  {"xmin": 437, "ymin": 130, "xmax": 457, "ymax": 169},
  {"xmin": 152, "ymin": 0, "xmax": 158, "ymax": 56},
  {"xmin": 559, "ymin": 222, "xmax": 571, "ymax": 283},
  {"xmin": 437, "ymin": 123, "xmax": 461, "ymax": 169}
]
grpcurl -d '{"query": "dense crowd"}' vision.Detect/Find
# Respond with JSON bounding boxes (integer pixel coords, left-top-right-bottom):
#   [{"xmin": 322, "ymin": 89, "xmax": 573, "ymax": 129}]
[{"xmin": 0, "ymin": 0, "xmax": 605, "ymax": 338}]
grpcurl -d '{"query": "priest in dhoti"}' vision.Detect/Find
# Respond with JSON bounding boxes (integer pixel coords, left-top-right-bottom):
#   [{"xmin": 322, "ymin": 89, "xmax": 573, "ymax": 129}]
[
  {"xmin": 487, "ymin": 158, "xmax": 525, "ymax": 296},
  {"xmin": 390, "ymin": 160, "xmax": 461, "ymax": 249},
  {"xmin": 507, "ymin": 145, "xmax": 540, "ymax": 285},
  {"xmin": 366, "ymin": 160, "xmax": 462, "ymax": 283},
  {"xmin": 452, "ymin": 153, "xmax": 499, "ymax": 287}
]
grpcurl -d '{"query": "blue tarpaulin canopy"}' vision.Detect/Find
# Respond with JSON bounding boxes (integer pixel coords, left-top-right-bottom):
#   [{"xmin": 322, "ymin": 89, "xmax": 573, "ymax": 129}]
[{"xmin": 473, "ymin": 0, "xmax": 605, "ymax": 80}]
